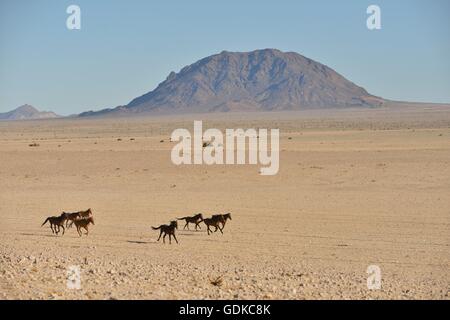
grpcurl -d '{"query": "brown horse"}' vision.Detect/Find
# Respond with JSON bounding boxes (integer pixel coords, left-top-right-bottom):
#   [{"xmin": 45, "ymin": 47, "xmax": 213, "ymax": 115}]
[
  {"xmin": 72, "ymin": 216, "xmax": 95, "ymax": 237},
  {"xmin": 203, "ymin": 216, "xmax": 224, "ymax": 235},
  {"xmin": 177, "ymin": 213, "xmax": 203, "ymax": 230},
  {"xmin": 64, "ymin": 208, "xmax": 93, "ymax": 228},
  {"xmin": 41, "ymin": 214, "xmax": 67, "ymax": 235},
  {"xmin": 152, "ymin": 221, "xmax": 178, "ymax": 244},
  {"xmin": 212, "ymin": 213, "xmax": 232, "ymax": 230}
]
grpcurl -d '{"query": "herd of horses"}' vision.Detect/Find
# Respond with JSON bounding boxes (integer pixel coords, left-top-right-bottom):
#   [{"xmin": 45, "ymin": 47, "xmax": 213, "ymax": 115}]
[
  {"xmin": 152, "ymin": 213, "xmax": 232, "ymax": 244},
  {"xmin": 41, "ymin": 209, "xmax": 232, "ymax": 244},
  {"xmin": 41, "ymin": 208, "xmax": 94, "ymax": 236}
]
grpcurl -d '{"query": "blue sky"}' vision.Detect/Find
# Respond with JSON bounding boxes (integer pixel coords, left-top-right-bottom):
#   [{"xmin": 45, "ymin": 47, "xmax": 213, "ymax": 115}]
[{"xmin": 0, "ymin": 0, "xmax": 449, "ymax": 115}]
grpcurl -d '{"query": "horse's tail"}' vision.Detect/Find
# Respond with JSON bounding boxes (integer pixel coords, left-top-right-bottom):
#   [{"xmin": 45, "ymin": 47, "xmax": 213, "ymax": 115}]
[
  {"xmin": 152, "ymin": 226, "xmax": 161, "ymax": 230},
  {"xmin": 41, "ymin": 218, "xmax": 50, "ymax": 227},
  {"xmin": 177, "ymin": 217, "xmax": 187, "ymax": 221}
]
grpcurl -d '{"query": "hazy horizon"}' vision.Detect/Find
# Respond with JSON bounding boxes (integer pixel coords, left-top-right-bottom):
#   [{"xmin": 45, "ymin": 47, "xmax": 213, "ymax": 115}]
[{"xmin": 1, "ymin": 0, "xmax": 449, "ymax": 115}]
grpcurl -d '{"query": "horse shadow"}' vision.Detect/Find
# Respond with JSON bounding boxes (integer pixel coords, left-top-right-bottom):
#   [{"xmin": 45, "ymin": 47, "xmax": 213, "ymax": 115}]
[
  {"xmin": 126, "ymin": 240, "xmax": 156, "ymax": 245},
  {"xmin": 20, "ymin": 232, "xmax": 61, "ymax": 238}
]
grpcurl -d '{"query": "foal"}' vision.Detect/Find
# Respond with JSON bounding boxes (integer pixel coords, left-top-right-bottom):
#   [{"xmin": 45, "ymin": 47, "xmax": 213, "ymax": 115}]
[
  {"xmin": 152, "ymin": 221, "xmax": 178, "ymax": 244},
  {"xmin": 72, "ymin": 216, "xmax": 95, "ymax": 237}
]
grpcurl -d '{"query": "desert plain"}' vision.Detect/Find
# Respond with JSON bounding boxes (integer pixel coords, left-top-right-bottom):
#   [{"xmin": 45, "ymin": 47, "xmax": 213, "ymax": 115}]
[{"xmin": 0, "ymin": 104, "xmax": 449, "ymax": 299}]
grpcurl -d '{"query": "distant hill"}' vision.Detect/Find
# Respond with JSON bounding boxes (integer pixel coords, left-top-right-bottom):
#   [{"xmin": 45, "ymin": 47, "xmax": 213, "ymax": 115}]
[
  {"xmin": 0, "ymin": 104, "xmax": 60, "ymax": 120},
  {"xmin": 80, "ymin": 49, "xmax": 384, "ymax": 117}
]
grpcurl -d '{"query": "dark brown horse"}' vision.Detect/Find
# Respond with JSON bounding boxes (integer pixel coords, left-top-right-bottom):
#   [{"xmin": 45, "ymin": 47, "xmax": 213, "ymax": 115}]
[
  {"xmin": 177, "ymin": 213, "xmax": 203, "ymax": 230},
  {"xmin": 41, "ymin": 214, "xmax": 67, "ymax": 235},
  {"xmin": 202, "ymin": 216, "xmax": 224, "ymax": 235},
  {"xmin": 212, "ymin": 213, "xmax": 232, "ymax": 230},
  {"xmin": 152, "ymin": 220, "xmax": 178, "ymax": 244}
]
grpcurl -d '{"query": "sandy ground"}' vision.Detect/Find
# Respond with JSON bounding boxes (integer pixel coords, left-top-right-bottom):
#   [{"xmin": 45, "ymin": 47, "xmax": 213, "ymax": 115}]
[{"xmin": 0, "ymin": 105, "xmax": 449, "ymax": 300}]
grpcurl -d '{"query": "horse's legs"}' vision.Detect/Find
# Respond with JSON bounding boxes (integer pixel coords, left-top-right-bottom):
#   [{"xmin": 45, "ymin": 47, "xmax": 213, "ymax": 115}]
[
  {"xmin": 84, "ymin": 226, "xmax": 88, "ymax": 235},
  {"xmin": 168, "ymin": 234, "xmax": 172, "ymax": 244},
  {"xmin": 157, "ymin": 230, "xmax": 162, "ymax": 241},
  {"xmin": 218, "ymin": 225, "xmax": 223, "ymax": 234},
  {"xmin": 61, "ymin": 225, "xmax": 65, "ymax": 235},
  {"xmin": 173, "ymin": 233, "xmax": 178, "ymax": 244},
  {"xmin": 163, "ymin": 233, "xmax": 166, "ymax": 244},
  {"xmin": 77, "ymin": 226, "xmax": 82, "ymax": 237},
  {"xmin": 183, "ymin": 222, "xmax": 188, "ymax": 230}
]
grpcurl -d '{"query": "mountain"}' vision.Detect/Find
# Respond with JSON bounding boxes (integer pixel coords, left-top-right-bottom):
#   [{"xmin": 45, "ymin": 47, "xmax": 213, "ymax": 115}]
[
  {"xmin": 81, "ymin": 49, "xmax": 384, "ymax": 116},
  {"xmin": 0, "ymin": 104, "xmax": 60, "ymax": 120}
]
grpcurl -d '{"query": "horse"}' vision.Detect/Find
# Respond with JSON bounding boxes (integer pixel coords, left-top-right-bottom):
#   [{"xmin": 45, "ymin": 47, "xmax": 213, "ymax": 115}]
[
  {"xmin": 41, "ymin": 214, "xmax": 67, "ymax": 235},
  {"xmin": 64, "ymin": 208, "xmax": 93, "ymax": 228},
  {"xmin": 72, "ymin": 216, "xmax": 95, "ymax": 237},
  {"xmin": 202, "ymin": 216, "xmax": 224, "ymax": 235},
  {"xmin": 177, "ymin": 213, "xmax": 203, "ymax": 230},
  {"xmin": 212, "ymin": 213, "xmax": 232, "ymax": 230},
  {"xmin": 152, "ymin": 220, "xmax": 178, "ymax": 244}
]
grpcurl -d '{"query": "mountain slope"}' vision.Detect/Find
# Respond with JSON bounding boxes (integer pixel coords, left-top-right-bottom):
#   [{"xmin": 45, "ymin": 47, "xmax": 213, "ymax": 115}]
[
  {"xmin": 82, "ymin": 49, "xmax": 384, "ymax": 116},
  {"xmin": 0, "ymin": 105, "xmax": 60, "ymax": 120}
]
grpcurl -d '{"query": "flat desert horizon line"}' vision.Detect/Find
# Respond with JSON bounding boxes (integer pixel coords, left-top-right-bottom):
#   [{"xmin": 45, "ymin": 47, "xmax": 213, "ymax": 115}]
[{"xmin": 1, "ymin": 100, "xmax": 450, "ymax": 122}]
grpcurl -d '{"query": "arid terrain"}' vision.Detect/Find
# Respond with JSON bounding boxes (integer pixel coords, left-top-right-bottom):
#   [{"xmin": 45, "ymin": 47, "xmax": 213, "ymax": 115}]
[{"xmin": 0, "ymin": 105, "xmax": 449, "ymax": 300}]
